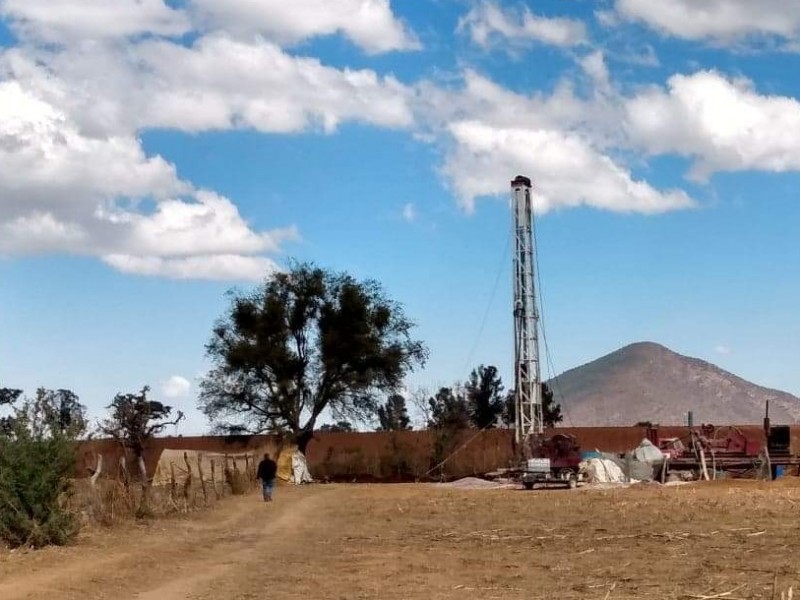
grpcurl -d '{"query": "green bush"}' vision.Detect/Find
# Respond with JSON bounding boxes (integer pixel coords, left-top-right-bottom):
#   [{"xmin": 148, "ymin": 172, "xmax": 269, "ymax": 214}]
[{"xmin": 0, "ymin": 398, "xmax": 80, "ymax": 548}]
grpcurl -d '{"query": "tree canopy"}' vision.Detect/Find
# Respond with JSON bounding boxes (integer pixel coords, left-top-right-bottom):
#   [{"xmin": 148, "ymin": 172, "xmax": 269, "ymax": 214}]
[
  {"xmin": 376, "ymin": 394, "xmax": 411, "ymax": 431},
  {"xmin": 465, "ymin": 365, "xmax": 505, "ymax": 429},
  {"xmin": 503, "ymin": 382, "xmax": 563, "ymax": 428},
  {"xmin": 99, "ymin": 386, "xmax": 184, "ymax": 457},
  {"xmin": 319, "ymin": 421, "xmax": 355, "ymax": 433},
  {"xmin": 427, "ymin": 387, "xmax": 470, "ymax": 431},
  {"xmin": 199, "ymin": 262, "xmax": 427, "ymax": 452},
  {"xmin": 0, "ymin": 387, "xmax": 86, "ymax": 438}
]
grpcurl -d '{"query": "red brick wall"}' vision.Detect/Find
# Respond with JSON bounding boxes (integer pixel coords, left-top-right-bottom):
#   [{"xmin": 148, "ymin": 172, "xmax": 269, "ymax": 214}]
[{"xmin": 76, "ymin": 424, "xmax": 793, "ymax": 482}]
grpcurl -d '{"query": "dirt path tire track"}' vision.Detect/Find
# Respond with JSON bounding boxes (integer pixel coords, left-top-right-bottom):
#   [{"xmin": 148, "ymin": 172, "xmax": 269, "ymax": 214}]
[{"xmin": 0, "ymin": 486, "xmax": 329, "ymax": 600}]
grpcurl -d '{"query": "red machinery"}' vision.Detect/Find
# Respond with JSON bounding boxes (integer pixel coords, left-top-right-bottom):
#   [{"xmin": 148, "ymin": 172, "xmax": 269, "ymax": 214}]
[
  {"xmin": 519, "ymin": 433, "xmax": 582, "ymax": 489},
  {"xmin": 646, "ymin": 404, "xmax": 799, "ymax": 480}
]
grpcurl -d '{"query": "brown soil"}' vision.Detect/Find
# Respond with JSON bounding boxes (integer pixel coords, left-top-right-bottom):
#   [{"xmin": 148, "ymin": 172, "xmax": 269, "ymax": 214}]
[{"xmin": 2, "ymin": 479, "xmax": 800, "ymax": 599}]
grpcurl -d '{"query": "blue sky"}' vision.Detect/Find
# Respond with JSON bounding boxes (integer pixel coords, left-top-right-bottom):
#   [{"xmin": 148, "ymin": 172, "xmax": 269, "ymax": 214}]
[{"xmin": 1, "ymin": 0, "xmax": 800, "ymax": 431}]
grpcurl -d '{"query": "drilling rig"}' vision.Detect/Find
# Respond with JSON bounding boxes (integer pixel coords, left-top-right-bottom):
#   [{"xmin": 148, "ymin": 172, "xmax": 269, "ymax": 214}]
[
  {"xmin": 510, "ymin": 176, "xmax": 582, "ymax": 490},
  {"xmin": 511, "ymin": 175, "xmax": 543, "ymax": 448}
]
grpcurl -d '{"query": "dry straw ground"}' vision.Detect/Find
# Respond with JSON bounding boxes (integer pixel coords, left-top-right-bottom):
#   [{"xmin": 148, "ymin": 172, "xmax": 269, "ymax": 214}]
[{"xmin": 2, "ymin": 479, "xmax": 800, "ymax": 599}]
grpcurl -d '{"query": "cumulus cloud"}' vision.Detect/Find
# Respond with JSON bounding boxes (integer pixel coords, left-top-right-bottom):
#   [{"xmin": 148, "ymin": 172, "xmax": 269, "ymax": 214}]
[
  {"xmin": 189, "ymin": 0, "xmax": 419, "ymax": 54},
  {"xmin": 417, "ymin": 69, "xmax": 691, "ymax": 214},
  {"xmin": 162, "ymin": 375, "xmax": 191, "ymax": 399},
  {"xmin": 6, "ymin": 35, "xmax": 413, "ymax": 137},
  {"xmin": 715, "ymin": 345, "xmax": 732, "ymax": 355},
  {"xmin": 444, "ymin": 121, "xmax": 693, "ymax": 214},
  {"xmin": 419, "ymin": 71, "xmax": 610, "ymax": 145},
  {"xmin": 130, "ymin": 35, "xmax": 413, "ymax": 133},
  {"xmin": 0, "ymin": 0, "xmax": 190, "ymax": 42},
  {"xmin": 106, "ymin": 254, "xmax": 279, "ymax": 281},
  {"xmin": 615, "ymin": 0, "xmax": 800, "ymax": 45},
  {"xmin": 0, "ymin": 0, "xmax": 419, "ymax": 54},
  {"xmin": 625, "ymin": 71, "xmax": 800, "ymax": 180},
  {"xmin": 0, "ymin": 2, "xmax": 418, "ymax": 279},
  {"xmin": 0, "ymin": 0, "xmax": 422, "ymax": 281},
  {"xmin": 402, "ymin": 203, "xmax": 417, "ymax": 223},
  {"xmin": 0, "ymin": 79, "xmax": 297, "ymax": 280},
  {"xmin": 579, "ymin": 51, "xmax": 612, "ymax": 95},
  {"xmin": 459, "ymin": 1, "xmax": 588, "ymax": 49}
]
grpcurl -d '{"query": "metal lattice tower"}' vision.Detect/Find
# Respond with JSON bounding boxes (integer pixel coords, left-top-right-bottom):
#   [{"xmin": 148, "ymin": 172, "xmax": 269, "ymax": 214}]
[{"xmin": 511, "ymin": 175, "xmax": 543, "ymax": 447}]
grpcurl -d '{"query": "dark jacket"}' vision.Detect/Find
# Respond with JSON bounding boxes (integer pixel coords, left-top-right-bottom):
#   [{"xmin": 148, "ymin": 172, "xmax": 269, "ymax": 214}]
[{"xmin": 257, "ymin": 458, "xmax": 278, "ymax": 481}]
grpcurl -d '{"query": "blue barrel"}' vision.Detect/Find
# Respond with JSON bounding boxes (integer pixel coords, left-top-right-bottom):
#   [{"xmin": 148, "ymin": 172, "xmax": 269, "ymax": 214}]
[{"xmin": 775, "ymin": 465, "xmax": 785, "ymax": 479}]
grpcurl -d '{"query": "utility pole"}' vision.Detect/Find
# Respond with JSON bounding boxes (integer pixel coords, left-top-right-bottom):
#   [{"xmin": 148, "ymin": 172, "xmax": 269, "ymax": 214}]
[{"xmin": 511, "ymin": 175, "xmax": 543, "ymax": 453}]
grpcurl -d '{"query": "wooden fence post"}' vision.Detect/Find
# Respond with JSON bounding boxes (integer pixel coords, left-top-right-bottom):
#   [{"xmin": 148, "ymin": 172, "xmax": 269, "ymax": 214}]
[
  {"xmin": 198, "ymin": 454, "xmax": 208, "ymax": 505},
  {"xmin": 170, "ymin": 462, "xmax": 177, "ymax": 503},
  {"xmin": 182, "ymin": 452, "xmax": 193, "ymax": 509},
  {"xmin": 210, "ymin": 459, "xmax": 220, "ymax": 499}
]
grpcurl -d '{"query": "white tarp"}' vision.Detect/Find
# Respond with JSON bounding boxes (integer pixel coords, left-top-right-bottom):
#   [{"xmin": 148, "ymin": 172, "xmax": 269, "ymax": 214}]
[
  {"xmin": 580, "ymin": 458, "xmax": 627, "ymax": 483},
  {"xmin": 632, "ymin": 439, "xmax": 666, "ymax": 465},
  {"xmin": 291, "ymin": 451, "xmax": 313, "ymax": 485}
]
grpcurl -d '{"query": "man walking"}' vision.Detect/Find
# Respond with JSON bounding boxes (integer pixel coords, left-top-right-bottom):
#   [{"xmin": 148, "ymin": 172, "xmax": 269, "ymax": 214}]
[{"xmin": 256, "ymin": 452, "xmax": 278, "ymax": 502}]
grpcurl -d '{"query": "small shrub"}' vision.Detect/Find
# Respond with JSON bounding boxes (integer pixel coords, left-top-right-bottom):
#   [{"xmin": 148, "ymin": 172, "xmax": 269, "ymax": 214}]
[{"xmin": 0, "ymin": 420, "xmax": 79, "ymax": 548}]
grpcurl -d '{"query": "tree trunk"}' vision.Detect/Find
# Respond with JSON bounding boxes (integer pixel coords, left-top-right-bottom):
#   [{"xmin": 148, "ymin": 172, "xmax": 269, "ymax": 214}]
[
  {"xmin": 137, "ymin": 453, "xmax": 151, "ymax": 516},
  {"xmin": 297, "ymin": 430, "xmax": 315, "ymax": 454},
  {"xmin": 90, "ymin": 454, "xmax": 103, "ymax": 487}
]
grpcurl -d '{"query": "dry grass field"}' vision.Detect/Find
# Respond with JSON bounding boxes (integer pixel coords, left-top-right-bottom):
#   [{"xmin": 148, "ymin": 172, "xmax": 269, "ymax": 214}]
[{"xmin": 2, "ymin": 480, "xmax": 800, "ymax": 599}]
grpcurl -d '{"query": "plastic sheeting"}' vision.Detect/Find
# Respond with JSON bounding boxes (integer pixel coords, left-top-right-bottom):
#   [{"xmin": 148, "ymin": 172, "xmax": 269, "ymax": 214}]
[
  {"xmin": 580, "ymin": 458, "xmax": 627, "ymax": 483},
  {"xmin": 632, "ymin": 439, "xmax": 666, "ymax": 465},
  {"xmin": 276, "ymin": 446, "xmax": 296, "ymax": 482},
  {"xmin": 291, "ymin": 451, "xmax": 313, "ymax": 484},
  {"xmin": 275, "ymin": 446, "xmax": 313, "ymax": 484},
  {"xmin": 151, "ymin": 449, "xmax": 256, "ymax": 487}
]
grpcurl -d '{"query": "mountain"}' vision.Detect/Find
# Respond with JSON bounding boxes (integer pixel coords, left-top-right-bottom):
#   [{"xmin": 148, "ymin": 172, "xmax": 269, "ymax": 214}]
[{"xmin": 550, "ymin": 342, "xmax": 800, "ymax": 426}]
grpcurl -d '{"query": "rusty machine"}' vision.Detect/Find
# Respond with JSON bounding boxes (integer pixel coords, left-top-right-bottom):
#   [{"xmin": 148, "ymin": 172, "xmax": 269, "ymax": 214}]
[{"xmin": 646, "ymin": 402, "xmax": 800, "ymax": 480}]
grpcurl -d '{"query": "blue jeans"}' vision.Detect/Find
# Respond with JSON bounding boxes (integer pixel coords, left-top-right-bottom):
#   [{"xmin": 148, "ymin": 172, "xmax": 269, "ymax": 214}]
[{"xmin": 261, "ymin": 479, "xmax": 275, "ymax": 500}]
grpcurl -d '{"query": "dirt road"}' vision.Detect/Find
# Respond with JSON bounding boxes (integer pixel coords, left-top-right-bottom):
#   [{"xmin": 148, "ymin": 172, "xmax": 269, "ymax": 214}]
[
  {"xmin": 0, "ymin": 484, "xmax": 329, "ymax": 600},
  {"xmin": 2, "ymin": 481, "xmax": 800, "ymax": 599}
]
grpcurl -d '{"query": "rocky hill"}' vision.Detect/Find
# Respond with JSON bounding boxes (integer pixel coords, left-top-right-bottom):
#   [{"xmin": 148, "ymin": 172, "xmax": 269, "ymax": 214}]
[{"xmin": 551, "ymin": 342, "xmax": 800, "ymax": 426}]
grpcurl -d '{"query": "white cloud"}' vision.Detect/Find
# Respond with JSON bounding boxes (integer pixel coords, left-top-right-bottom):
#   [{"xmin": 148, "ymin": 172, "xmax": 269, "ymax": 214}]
[
  {"xmin": 0, "ymin": 0, "xmax": 418, "ymax": 53},
  {"xmin": 0, "ymin": 78, "xmax": 184, "ymax": 223},
  {"xmin": 459, "ymin": 1, "xmax": 588, "ymax": 49},
  {"xmin": 615, "ymin": 0, "xmax": 800, "ymax": 45},
  {"xmin": 0, "ymin": 79, "xmax": 296, "ymax": 280},
  {"xmin": 579, "ymin": 51, "xmax": 612, "ymax": 95},
  {"xmin": 0, "ymin": 0, "xmax": 189, "ymax": 42},
  {"xmin": 417, "ymin": 69, "xmax": 691, "ymax": 215},
  {"xmin": 715, "ymin": 345, "xmax": 732, "ymax": 355},
  {"xmin": 189, "ymin": 0, "xmax": 419, "ymax": 54},
  {"xmin": 162, "ymin": 375, "xmax": 191, "ymax": 399},
  {"xmin": 402, "ymin": 203, "xmax": 417, "ymax": 223},
  {"xmin": 444, "ymin": 121, "xmax": 693, "ymax": 214},
  {"xmin": 132, "ymin": 35, "xmax": 414, "ymax": 133},
  {"xmin": 0, "ymin": 3, "xmax": 412, "ymax": 280},
  {"xmin": 625, "ymin": 71, "xmax": 800, "ymax": 180},
  {"xmin": 96, "ymin": 191, "xmax": 298, "ymax": 259},
  {"xmin": 105, "ymin": 254, "xmax": 279, "ymax": 281},
  {"xmin": 418, "ymin": 70, "xmax": 611, "ymax": 146},
  {"xmin": 9, "ymin": 35, "xmax": 413, "ymax": 137}
]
